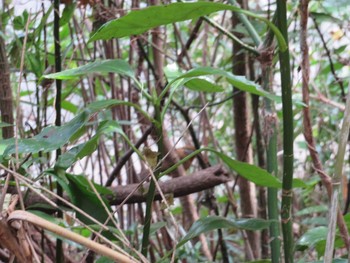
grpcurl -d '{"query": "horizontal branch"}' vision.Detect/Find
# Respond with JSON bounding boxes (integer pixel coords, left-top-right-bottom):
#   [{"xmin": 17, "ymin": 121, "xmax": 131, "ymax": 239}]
[
  {"xmin": 108, "ymin": 165, "xmax": 230, "ymax": 205},
  {"xmin": 4, "ymin": 165, "xmax": 230, "ymax": 207}
]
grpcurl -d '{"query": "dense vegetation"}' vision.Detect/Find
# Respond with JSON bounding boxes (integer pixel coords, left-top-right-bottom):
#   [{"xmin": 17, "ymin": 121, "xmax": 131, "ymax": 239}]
[{"xmin": 0, "ymin": 0, "xmax": 350, "ymax": 262}]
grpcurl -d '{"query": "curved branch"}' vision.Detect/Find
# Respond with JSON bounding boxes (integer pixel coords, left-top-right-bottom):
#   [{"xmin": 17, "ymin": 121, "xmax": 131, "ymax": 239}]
[{"xmin": 7, "ymin": 211, "xmax": 136, "ymax": 263}]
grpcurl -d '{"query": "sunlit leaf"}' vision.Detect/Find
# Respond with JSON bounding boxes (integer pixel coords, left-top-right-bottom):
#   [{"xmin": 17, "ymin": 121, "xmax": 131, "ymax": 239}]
[{"xmin": 89, "ymin": 2, "xmax": 287, "ymax": 51}]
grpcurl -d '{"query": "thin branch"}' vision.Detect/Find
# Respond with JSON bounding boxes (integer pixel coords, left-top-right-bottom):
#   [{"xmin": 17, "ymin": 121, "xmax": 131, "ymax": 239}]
[
  {"xmin": 311, "ymin": 15, "xmax": 345, "ymax": 100},
  {"xmin": 203, "ymin": 16, "xmax": 260, "ymax": 56},
  {"xmin": 105, "ymin": 125, "xmax": 153, "ymax": 186},
  {"xmin": 7, "ymin": 211, "xmax": 136, "ymax": 263},
  {"xmin": 300, "ymin": 0, "xmax": 350, "ymax": 257}
]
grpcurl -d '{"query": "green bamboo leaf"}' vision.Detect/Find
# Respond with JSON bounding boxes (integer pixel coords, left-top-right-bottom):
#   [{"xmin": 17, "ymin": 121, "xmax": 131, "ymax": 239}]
[
  {"xmin": 95, "ymin": 257, "xmax": 115, "ymax": 263},
  {"xmin": 87, "ymin": 99, "xmax": 128, "ymax": 111},
  {"xmin": 55, "ymin": 119, "xmax": 127, "ymax": 170},
  {"xmin": 292, "ymin": 178, "xmax": 308, "ymax": 188},
  {"xmin": 310, "ymin": 12, "xmax": 343, "ymax": 23},
  {"xmin": 90, "ymin": 2, "xmax": 238, "ymax": 41},
  {"xmin": 213, "ymin": 150, "xmax": 282, "ymax": 188},
  {"xmin": 60, "ymin": 2, "xmax": 76, "ymax": 26},
  {"xmin": 87, "ymin": 99, "xmax": 153, "ymax": 123},
  {"xmin": 295, "ymin": 205, "xmax": 328, "ymax": 216},
  {"xmin": 150, "ymin": 222, "xmax": 167, "ymax": 235},
  {"xmin": 245, "ymin": 260, "xmax": 271, "ymax": 263},
  {"xmin": 3, "ymin": 110, "xmax": 90, "ymax": 156},
  {"xmin": 296, "ymin": 226, "xmax": 327, "ymax": 251},
  {"xmin": 177, "ymin": 216, "xmax": 271, "ymax": 247},
  {"xmin": 310, "ymin": 260, "xmax": 347, "ymax": 263},
  {"xmin": 66, "ymin": 173, "xmax": 113, "ymax": 226},
  {"xmin": 55, "ymin": 137, "xmax": 99, "ymax": 170},
  {"xmin": 89, "ymin": 2, "xmax": 287, "ymax": 51},
  {"xmin": 173, "ymin": 67, "xmax": 278, "ymax": 100},
  {"xmin": 62, "ymin": 100, "xmax": 78, "ymax": 114},
  {"xmin": 42, "ymin": 59, "xmax": 134, "ymax": 80},
  {"xmin": 185, "ymin": 78, "xmax": 224, "ymax": 92}
]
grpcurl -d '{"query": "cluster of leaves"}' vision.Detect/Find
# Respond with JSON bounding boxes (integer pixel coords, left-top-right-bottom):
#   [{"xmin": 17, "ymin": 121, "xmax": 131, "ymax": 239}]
[{"xmin": 0, "ymin": 0, "xmax": 350, "ymax": 262}]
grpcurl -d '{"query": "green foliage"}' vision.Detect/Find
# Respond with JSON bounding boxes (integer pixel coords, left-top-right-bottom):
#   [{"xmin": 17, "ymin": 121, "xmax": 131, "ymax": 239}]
[
  {"xmin": 168, "ymin": 66, "xmax": 279, "ymax": 100},
  {"xmin": 43, "ymin": 59, "xmax": 135, "ymax": 80},
  {"xmin": 89, "ymin": 2, "xmax": 287, "ymax": 52},
  {"xmin": 3, "ymin": 110, "xmax": 90, "ymax": 156},
  {"xmin": 213, "ymin": 150, "xmax": 282, "ymax": 188},
  {"xmin": 65, "ymin": 173, "xmax": 112, "ymax": 226},
  {"xmin": 1, "ymin": 0, "xmax": 350, "ymax": 262},
  {"xmin": 178, "ymin": 216, "xmax": 271, "ymax": 248},
  {"xmin": 90, "ymin": 2, "xmax": 239, "ymax": 40}
]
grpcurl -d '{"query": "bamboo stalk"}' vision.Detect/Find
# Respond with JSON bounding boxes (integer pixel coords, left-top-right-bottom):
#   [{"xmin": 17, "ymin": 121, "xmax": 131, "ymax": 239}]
[
  {"xmin": 276, "ymin": 1, "xmax": 294, "ymax": 262},
  {"xmin": 258, "ymin": 26, "xmax": 281, "ymax": 261}
]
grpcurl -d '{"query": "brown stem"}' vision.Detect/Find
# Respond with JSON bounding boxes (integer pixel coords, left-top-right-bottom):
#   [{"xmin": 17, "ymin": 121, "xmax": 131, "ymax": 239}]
[
  {"xmin": 311, "ymin": 15, "xmax": 345, "ymax": 100},
  {"xmin": 231, "ymin": 2, "xmax": 259, "ymax": 258},
  {"xmin": 0, "ymin": 20, "xmax": 14, "ymax": 139},
  {"xmin": 105, "ymin": 125, "xmax": 153, "ymax": 186},
  {"xmin": 300, "ymin": 0, "xmax": 350, "ymax": 251},
  {"xmin": 177, "ymin": 18, "xmax": 203, "ymax": 66}
]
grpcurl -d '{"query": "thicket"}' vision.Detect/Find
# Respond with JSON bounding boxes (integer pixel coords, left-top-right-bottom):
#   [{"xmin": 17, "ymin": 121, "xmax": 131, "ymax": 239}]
[{"xmin": 0, "ymin": 0, "xmax": 350, "ymax": 262}]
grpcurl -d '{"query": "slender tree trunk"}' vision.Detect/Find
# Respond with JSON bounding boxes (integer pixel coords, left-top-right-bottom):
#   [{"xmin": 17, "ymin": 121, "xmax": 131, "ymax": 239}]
[
  {"xmin": 0, "ymin": 21, "xmax": 14, "ymax": 139},
  {"xmin": 148, "ymin": 1, "xmax": 212, "ymax": 257},
  {"xmin": 231, "ymin": 4, "xmax": 259, "ymax": 260}
]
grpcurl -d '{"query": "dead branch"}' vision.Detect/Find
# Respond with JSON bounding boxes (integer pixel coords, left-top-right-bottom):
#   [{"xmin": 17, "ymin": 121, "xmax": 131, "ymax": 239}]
[
  {"xmin": 109, "ymin": 164, "xmax": 229, "ymax": 205},
  {"xmin": 4, "ymin": 165, "xmax": 229, "ymax": 208}
]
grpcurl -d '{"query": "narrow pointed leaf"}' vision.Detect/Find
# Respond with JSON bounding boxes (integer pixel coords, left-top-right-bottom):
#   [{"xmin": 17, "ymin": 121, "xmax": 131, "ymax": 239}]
[
  {"xmin": 66, "ymin": 173, "xmax": 113, "ymax": 226},
  {"xmin": 213, "ymin": 150, "xmax": 282, "ymax": 188},
  {"xmin": 175, "ymin": 67, "xmax": 278, "ymax": 100},
  {"xmin": 42, "ymin": 59, "xmax": 134, "ymax": 80},
  {"xmin": 55, "ymin": 137, "xmax": 99, "ymax": 169},
  {"xmin": 3, "ymin": 110, "xmax": 90, "ymax": 155},
  {"xmin": 89, "ymin": 2, "xmax": 287, "ymax": 52},
  {"xmin": 296, "ymin": 226, "xmax": 328, "ymax": 251},
  {"xmin": 185, "ymin": 78, "xmax": 224, "ymax": 92},
  {"xmin": 177, "ymin": 216, "xmax": 271, "ymax": 247},
  {"xmin": 55, "ymin": 118, "xmax": 127, "ymax": 170}
]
